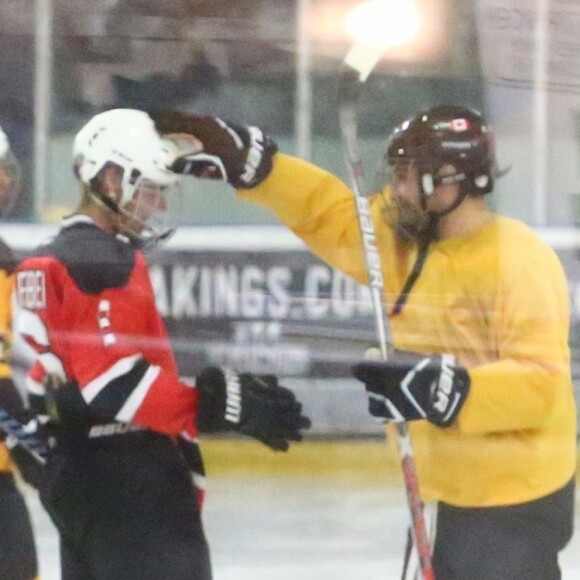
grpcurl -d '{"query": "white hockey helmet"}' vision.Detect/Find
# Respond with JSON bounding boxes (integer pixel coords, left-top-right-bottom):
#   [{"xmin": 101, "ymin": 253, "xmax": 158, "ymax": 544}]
[
  {"xmin": 0, "ymin": 125, "xmax": 10, "ymax": 159},
  {"xmin": 73, "ymin": 108, "xmax": 181, "ymax": 246}
]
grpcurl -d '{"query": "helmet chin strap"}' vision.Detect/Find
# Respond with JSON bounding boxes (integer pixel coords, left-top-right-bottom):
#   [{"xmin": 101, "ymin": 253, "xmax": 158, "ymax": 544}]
[
  {"xmin": 392, "ymin": 174, "xmax": 468, "ymax": 316},
  {"xmin": 391, "ymin": 214, "xmax": 438, "ymax": 316},
  {"xmin": 420, "ymin": 170, "xmax": 469, "ymax": 215},
  {"xmin": 86, "ymin": 178, "xmax": 123, "ymax": 215}
]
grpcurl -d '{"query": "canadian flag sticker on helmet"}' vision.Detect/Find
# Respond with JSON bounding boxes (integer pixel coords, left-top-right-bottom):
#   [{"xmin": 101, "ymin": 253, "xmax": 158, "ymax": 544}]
[{"xmin": 450, "ymin": 118, "xmax": 470, "ymax": 132}]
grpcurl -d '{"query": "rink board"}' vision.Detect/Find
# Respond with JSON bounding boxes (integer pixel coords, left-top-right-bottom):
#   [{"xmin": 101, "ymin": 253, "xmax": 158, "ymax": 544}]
[{"xmin": 5, "ymin": 223, "xmax": 580, "ymax": 437}]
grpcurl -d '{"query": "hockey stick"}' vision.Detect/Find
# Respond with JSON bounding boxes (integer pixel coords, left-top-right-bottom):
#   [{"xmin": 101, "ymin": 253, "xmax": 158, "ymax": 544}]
[
  {"xmin": 0, "ymin": 409, "xmax": 48, "ymax": 466},
  {"xmin": 338, "ymin": 43, "xmax": 435, "ymax": 580}
]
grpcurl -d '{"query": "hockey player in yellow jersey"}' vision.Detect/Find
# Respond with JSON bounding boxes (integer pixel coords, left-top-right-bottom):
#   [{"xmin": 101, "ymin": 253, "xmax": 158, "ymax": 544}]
[
  {"xmin": 151, "ymin": 104, "xmax": 576, "ymax": 580},
  {"xmin": 0, "ymin": 123, "xmax": 39, "ymax": 580}
]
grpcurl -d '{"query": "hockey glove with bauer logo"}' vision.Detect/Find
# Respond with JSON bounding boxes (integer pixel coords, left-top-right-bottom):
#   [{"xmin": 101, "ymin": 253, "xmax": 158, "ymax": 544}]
[
  {"xmin": 195, "ymin": 367, "xmax": 311, "ymax": 451},
  {"xmin": 352, "ymin": 351, "xmax": 470, "ymax": 427},
  {"xmin": 149, "ymin": 111, "xmax": 277, "ymax": 189}
]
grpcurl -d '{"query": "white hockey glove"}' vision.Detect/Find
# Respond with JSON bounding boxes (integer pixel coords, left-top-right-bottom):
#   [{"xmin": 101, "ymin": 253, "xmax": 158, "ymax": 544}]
[
  {"xmin": 150, "ymin": 111, "xmax": 277, "ymax": 189},
  {"xmin": 352, "ymin": 351, "xmax": 470, "ymax": 427},
  {"xmin": 195, "ymin": 367, "xmax": 311, "ymax": 451}
]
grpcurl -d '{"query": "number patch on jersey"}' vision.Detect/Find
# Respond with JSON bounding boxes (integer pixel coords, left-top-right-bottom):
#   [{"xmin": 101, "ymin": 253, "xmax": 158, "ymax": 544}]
[
  {"xmin": 16, "ymin": 270, "xmax": 46, "ymax": 309},
  {"xmin": 98, "ymin": 299, "xmax": 117, "ymax": 346}
]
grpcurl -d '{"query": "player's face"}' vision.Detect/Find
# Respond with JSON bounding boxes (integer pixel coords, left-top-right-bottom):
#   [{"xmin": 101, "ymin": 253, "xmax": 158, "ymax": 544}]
[
  {"xmin": 121, "ymin": 180, "xmax": 169, "ymax": 235},
  {"xmin": 428, "ymin": 164, "xmax": 463, "ymax": 215},
  {"xmin": 386, "ymin": 160, "xmax": 430, "ymax": 241},
  {"xmin": 101, "ymin": 163, "xmax": 124, "ymax": 202}
]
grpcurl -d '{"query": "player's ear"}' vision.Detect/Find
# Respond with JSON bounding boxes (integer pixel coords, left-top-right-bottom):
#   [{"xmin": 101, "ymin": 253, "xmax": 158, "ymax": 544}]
[{"xmin": 89, "ymin": 162, "xmax": 124, "ymax": 205}]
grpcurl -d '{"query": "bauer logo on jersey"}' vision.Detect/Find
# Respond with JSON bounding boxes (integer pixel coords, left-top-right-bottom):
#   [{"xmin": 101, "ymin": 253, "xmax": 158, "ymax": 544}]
[{"xmin": 16, "ymin": 270, "xmax": 47, "ymax": 309}]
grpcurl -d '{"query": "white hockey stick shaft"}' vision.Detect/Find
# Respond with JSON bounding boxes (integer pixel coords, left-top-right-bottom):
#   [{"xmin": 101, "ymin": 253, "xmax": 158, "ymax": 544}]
[{"xmin": 338, "ymin": 42, "xmax": 435, "ymax": 580}]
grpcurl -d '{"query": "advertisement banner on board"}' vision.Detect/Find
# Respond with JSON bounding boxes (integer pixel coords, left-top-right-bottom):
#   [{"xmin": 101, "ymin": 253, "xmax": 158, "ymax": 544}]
[
  {"xmin": 148, "ymin": 248, "xmax": 376, "ymax": 378},
  {"xmin": 147, "ymin": 239, "xmax": 580, "ymax": 384}
]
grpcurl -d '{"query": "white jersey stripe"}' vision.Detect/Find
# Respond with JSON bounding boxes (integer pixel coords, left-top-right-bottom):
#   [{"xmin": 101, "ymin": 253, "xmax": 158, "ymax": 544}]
[{"xmin": 115, "ymin": 364, "xmax": 161, "ymax": 423}]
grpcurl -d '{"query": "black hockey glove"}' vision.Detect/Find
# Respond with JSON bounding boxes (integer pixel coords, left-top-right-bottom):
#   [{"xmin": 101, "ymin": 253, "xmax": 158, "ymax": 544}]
[
  {"xmin": 353, "ymin": 351, "xmax": 470, "ymax": 427},
  {"xmin": 195, "ymin": 367, "xmax": 311, "ymax": 451},
  {"xmin": 30, "ymin": 375, "xmax": 92, "ymax": 437},
  {"xmin": 150, "ymin": 111, "xmax": 277, "ymax": 188}
]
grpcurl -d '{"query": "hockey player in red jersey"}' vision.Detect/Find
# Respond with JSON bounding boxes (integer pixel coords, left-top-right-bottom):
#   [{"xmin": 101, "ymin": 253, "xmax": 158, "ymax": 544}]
[{"xmin": 13, "ymin": 109, "xmax": 311, "ymax": 580}]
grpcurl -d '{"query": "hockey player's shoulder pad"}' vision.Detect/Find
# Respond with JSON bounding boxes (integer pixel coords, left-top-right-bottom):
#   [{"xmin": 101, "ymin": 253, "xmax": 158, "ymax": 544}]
[{"xmin": 41, "ymin": 222, "xmax": 137, "ymax": 294}]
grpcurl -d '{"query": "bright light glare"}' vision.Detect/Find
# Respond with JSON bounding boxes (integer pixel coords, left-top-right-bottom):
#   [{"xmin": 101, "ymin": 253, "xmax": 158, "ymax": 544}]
[{"xmin": 345, "ymin": 0, "xmax": 420, "ymax": 49}]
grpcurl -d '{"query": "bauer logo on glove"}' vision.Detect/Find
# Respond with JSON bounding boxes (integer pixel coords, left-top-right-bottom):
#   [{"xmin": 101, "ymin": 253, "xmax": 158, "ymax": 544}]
[
  {"xmin": 150, "ymin": 111, "xmax": 278, "ymax": 189},
  {"xmin": 353, "ymin": 350, "xmax": 470, "ymax": 427},
  {"xmin": 195, "ymin": 366, "xmax": 311, "ymax": 451}
]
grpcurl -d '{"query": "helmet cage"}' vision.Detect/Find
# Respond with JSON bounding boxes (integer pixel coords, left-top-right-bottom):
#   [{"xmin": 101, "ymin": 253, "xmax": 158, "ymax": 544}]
[
  {"xmin": 117, "ymin": 176, "xmax": 180, "ymax": 248},
  {"xmin": 87, "ymin": 161, "xmax": 180, "ymax": 247}
]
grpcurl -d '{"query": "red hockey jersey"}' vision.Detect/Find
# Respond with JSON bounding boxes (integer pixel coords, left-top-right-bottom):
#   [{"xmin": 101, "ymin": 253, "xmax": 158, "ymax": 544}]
[{"xmin": 13, "ymin": 215, "xmax": 199, "ymax": 438}]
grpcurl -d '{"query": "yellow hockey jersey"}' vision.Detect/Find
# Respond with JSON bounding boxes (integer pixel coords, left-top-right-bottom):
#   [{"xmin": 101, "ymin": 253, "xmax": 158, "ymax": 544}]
[
  {"xmin": 239, "ymin": 153, "xmax": 577, "ymax": 507},
  {"xmin": 0, "ymin": 239, "xmax": 16, "ymax": 474}
]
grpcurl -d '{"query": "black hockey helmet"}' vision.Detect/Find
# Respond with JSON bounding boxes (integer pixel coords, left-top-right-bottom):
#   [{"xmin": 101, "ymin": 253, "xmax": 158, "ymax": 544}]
[{"xmin": 386, "ymin": 104, "xmax": 497, "ymax": 198}]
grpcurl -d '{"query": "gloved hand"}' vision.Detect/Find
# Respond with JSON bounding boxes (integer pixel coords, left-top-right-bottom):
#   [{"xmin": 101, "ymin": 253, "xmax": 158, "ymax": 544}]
[
  {"xmin": 195, "ymin": 367, "xmax": 311, "ymax": 451},
  {"xmin": 29, "ymin": 374, "xmax": 92, "ymax": 440},
  {"xmin": 352, "ymin": 351, "xmax": 470, "ymax": 427},
  {"xmin": 150, "ymin": 111, "xmax": 277, "ymax": 188},
  {"xmin": 2, "ymin": 411, "xmax": 46, "ymax": 488},
  {"xmin": 0, "ymin": 375, "xmax": 46, "ymax": 486}
]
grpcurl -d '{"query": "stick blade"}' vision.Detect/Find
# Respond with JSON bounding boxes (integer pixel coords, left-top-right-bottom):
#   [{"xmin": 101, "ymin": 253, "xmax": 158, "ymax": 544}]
[{"xmin": 343, "ymin": 42, "xmax": 386, "ymax": 82}]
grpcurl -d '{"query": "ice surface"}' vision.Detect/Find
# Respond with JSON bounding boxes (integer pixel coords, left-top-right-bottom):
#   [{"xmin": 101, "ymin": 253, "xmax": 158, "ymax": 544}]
[{"xmin": 24, "ymin": 473, "xmax": 580, "ymax": 579}]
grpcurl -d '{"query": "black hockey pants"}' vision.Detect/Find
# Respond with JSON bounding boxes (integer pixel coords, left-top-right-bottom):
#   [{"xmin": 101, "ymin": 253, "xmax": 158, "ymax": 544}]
[
  {"xmin": 40, "ymin": 430, "xmax": 212, "ymax": 580},
  {"xmin": 404, "ymin": 477, "xmax": 575, "ymax": 580},
  {"xmin": 0, "ymin": 472, "xmax": 38, "ymax": 580}
]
